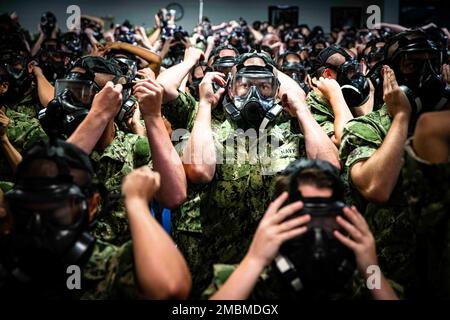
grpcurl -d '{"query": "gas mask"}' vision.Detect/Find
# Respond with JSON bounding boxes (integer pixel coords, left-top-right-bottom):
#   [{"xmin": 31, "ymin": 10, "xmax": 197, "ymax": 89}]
[
  {"xmin": 397, "ymin": 58, "xmax": 450, "ymax": 114},
  {"xmin": 273, "ymin": 159, "xmax": 356, "ymax": 296},
  {"xmin": 40, "ymin": 12, "xmax": 57, "ymax": 38},
  {"xmin": 37, "ymin": 47, "xmax": 68, "ymax": 82},
  {"xmin": 315, "ymin": 46, "xmax": 370, "ymax": 108},
  {"xmin": 4, "ymin": 139, "xmax": 96, "ymax": 282},
  {"xmin": 0, "ymin": 50, "xmax": 32, "ymax": 101},
  {"xmin": 279, "ymin": 52, "xmax": 309, "ymax": 94},
  {"xmin": 224, "ymin": 64, "xmax": 282, "ymax": 130},
  {"xmin": 385, "ymin": 30, "xmax": 450, "ymax": 115},
  {"xmin": 110, "ymin": 56, "xmax": 138, "ymax": 122},
  {"xmin": 39, "ymin": 72, "xmax": 101, "ymax": 137},
  {"xmin": 187, "ymin": 62, "xmax": 209, "ymax": 101}
]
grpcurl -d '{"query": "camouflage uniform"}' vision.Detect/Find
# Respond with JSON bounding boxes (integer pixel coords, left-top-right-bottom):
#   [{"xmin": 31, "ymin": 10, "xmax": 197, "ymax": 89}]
[
  {"xmin": 90, "ymin": 126, "xmax": 151, "ymax": 246},
  {"xmin": 6, "ymin": 89, "xmax": 42, "ymax": 119},
  {"xmin": 402, "ymin": 138, "xmax": 450, "ymax": 299},
  {"xmin": 0, "ymin": 108, "xmax": 47, "ymax": 192},
  {"xmin": 201, "ymin": 263, "xmax": 389, "ymax": 300},
  {"xmin": 306, "ymin": 90, "xmax": 335, "ymax": 137},
  {"xmin": 339, "ymin": 104, "xmax": 417, "ymax": 296},
  {"xmin": 77, "ymin": 239, "xmax": 138, "ymax": 300},
  {"xmin": 164, "ymin": 91, "xmax": 307, "ymax": 297}
]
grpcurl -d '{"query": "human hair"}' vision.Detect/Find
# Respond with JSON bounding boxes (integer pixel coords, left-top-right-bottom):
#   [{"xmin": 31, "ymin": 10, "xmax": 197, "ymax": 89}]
[{"xmin": 273, "ymin": 168, "xmax": 335, "ymax": 198}]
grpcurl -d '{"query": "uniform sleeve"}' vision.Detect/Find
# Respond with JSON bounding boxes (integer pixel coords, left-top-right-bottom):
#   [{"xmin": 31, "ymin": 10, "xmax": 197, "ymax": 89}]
[
  {"xmin": 162, "ymin": 90, "xmax": 198, "ymax": 131},
  {"xmin": 81, "ymin": 240, "xmax": 138, "ymax": 299},
  {"xmin": 6, "ymin": 111, "xmax": 47, "ymax": 152},
  {"xmin": 201, "ymin": 264, "xmax": 237, "ymax": 299},
  {"xmin": 306, "ymin": 91, "xmax": 335, "ymax": 137}
]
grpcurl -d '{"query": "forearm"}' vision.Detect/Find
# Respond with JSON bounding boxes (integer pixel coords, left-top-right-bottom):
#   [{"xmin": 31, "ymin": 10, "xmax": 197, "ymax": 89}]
[
  {"xmin": 182, "ymin": 102, "xmax": 216, "ymax": 183},
  {"xmin": 148, "ymin": 28, "xmax": 161, "ymax": 46},
  {"xmin": 0, "ymin": 136, "xmax": 22, "ymax": 172},
  {"xmin": 31, "ymin": 35, "xmax": 44, "ymax": 57},
  {"xmin": 126, "ymin": 198, "xmax": 191, "ymax": 299},
  {"xmin": 369, "ymin": 274, "xmax": 399, "ymax": 300},
  {"xmin": 67, "ymin": 111, "xmax": 110, "ymax": 154},
  {"xmin": 117, "ymin": 42, "xmax": 162, "ymax": 76},
  {"xmin": 351, "ymin": 114, "xmax": 409, "ymax": 202},
  {"xmin": 296, "ymin": 104, "xmax": 341, "ymax": 169},
  {"xmin": 210, "ymin": 255, "xmax": 264, "ymax": 300},
  {"xmin": 35, "ymin": 73, "xmax": 55, "ymax": 107},
  {"xmin": 157, "ymin": 60, "xmax": 196, "ymax": 103},
  {"xmin": 329, "ymin": 94, "xmax": 354, "ymax": 146},
  {"xmin": 144, "ymin": 115, "xmax": 187, "ymax": 208},
  {"xmin": 204, "ymin": 42, "xmax": 215, "ymax": 62}
]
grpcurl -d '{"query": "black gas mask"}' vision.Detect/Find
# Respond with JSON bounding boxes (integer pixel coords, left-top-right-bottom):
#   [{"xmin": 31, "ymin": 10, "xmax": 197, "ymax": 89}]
[
  {"xmin": 187, "ymin": 62, "xmax": 208, "ymax": 101},
  {"xmin": 224, "ymin": 58, "xmax": 282, "ymax": 130},
  {"xmin": 315, "ymin": 46, "xmax": 370, "ymax": 108},
  {"xmin": 37, "ymin": 43, "xmax": 68, "ymax": 82},
  {"xmin": 3, "ymin": 139, "xmax": 96, "ymax": 283},
  {"xmin": 273, "ymin": 159, "xmax": 356, "ymax": 296},
  {"xmin": 40, "ymin": 11, "xmax": 57, "ymax": 38},
  {"xmin": 386, "ymin": 30, "xmax": 450, "ymax": 115},
  {"xmin": 279, "ymin": 52, "xmax": 309, "ymax": 94},
  {"xmin": 39, "ymin": 72, "xmax": 101, "ymax": 137},
  {"xmin": 0, "ymin": 50, "xmax": 32, "ymax": 101}
]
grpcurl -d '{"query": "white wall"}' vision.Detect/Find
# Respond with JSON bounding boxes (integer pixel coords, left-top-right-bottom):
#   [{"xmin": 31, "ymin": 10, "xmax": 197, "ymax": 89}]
[{"xmin": 1, "ymin": 0, "xmax": 393, "ymax": 35}]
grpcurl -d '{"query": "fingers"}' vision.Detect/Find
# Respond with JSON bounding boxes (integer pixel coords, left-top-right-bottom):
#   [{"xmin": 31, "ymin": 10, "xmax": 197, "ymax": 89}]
[
  {"xmin": 334, "ymin": 230, "xmax": 358, "ymax": 251},
  {"xmin": 265, "ymin": 192, "xmax": 288, "ymax": 216},
  {"xmin": 202, "ymin": 72, "xmax": 226, "ymax": 86},
  {"xmin": 382, "ymin": 65, "xmax": 391, "ymax": 93},
  {"xmin": 342, "ymin": 206, "xmax": 369, "ymax": 233},
  {"xmin": 272, "ymin": 200, "xmax": 303, "ymax": 223},
  {"xmin": 336, "ymin": 214, "xmax": 363, "ymax": 241},
  {"xmin": 278, "ymin": 214, "xmax": 311, "ymax": 233},
  {"xmin": 280, "ymin": 225, "xmax": 308, "ymax": 242}
]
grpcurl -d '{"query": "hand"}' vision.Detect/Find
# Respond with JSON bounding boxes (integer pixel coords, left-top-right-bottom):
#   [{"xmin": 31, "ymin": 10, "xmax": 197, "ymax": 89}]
[
  {"xmin": 281, "ymin": 89, "xmax": 306, "ymax": 118},
  {"xmin": 0, "ymin": 108, "xmax": 10, "ymax": 138},
  {"xmin": 122, "ymin": 166, "xmax": 161, "ymax": 203},
  {"xmin": 334, "ymin": 206, "xmax": 378, "ymax": 276},
  {"xmin": 91, "ymin": 43, "xmax": 106, "ymax": 57},
  {"xmin": 103, "ymin": 41, "xmax": 122, "ymax": 53},
  {"xmin": 126, "ymin": 107, "xmax": 143, "ymax": 131},
  {"xmin": 181, "ymin": 37, "xmax": 192, "ymax": 49},
  {"xmin": 246, "ymin": 192, "xmax": 310, "ymax": 268},
  {"xmin": 314, "ymin": 76, "xmax": 344, "ymax": 102},
  {"xmin": 27, "ymin": 60, "xmax": 43, "ymax": 77},
  {"xmin": 441, "ymin": 64, "xmax": 450, "ymax": 86},
  {"xmin": 91, "ymin": 81, "xmax": 123, "ymax": 120},
  {"xmin": 133, "ymin": 78, "xmax": 164, "ymax": 117},
  {"xmin": 136, "ymin": 67, "xmax": 156, "ymax": 80},
  {"xmin": 382, "ymin": 65, "xmax": 412, "ymax": 118},
  {"xmin": 51, "ymin": 23, "xmax": 59, "ymax": 39},
  {"xmin": 183, "ymin": 47, "xmax": 205, "ymax": 65},
  {"xmin": 198, "ymin": 72, "xmax": 226, "ymax": 108},
  {"xmin": 154, "ymin": 14, "xmax": 161, "ymax": 29}
]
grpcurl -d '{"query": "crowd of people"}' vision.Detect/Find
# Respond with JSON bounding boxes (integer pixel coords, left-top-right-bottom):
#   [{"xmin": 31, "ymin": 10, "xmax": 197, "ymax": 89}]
[{"xmin": 0, "ymin": 7, "xmax": 449, "ymax": 300}]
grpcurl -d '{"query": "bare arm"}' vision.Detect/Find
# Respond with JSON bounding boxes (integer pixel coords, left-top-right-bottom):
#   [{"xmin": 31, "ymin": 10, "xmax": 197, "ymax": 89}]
[
  {"xmin": 278, "ymin": 71, "xmax": 341, "ymax": 169},
  {"xmin": 313, "ymin": 77, "xmax": 354, "ymax": 146},
  {"xmin": 157, "ymin": 47, "xmax": 204, "ymax": 103},
  {"xmin": 123, "ymin": 167, "xmax": 191, "ymax": 299},
  {"xmin": 29, "ymin": 64, "xmax": 54, "ymax": 107},
  {"xmin": 67, "ymin": 82, "xmax": 123, "ymax": 154},
  {"xmin": 182, "ymin": 72, "xmax": 225, "ymax": 184},
  {"xmin": 212, "ymin": 193, "xmax": 310, "ymax": 299},
  {"xmin": 133, "ymin": 79, "xmax": 187, "ymax": 208},
  {"xmin": 334, "ymin": 206, "xmax": 398, "ymax": 300},
  {"xmin": 350, "ymin": 66, "xmax": 411, "ymax": 203}
]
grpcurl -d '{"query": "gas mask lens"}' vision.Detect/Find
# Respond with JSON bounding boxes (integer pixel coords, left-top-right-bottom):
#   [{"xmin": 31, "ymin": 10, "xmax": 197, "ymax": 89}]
[
  {"xmin": 55, "ymin": 79, "xmax": 99, "ymax": 106},
  {"xmin": 233, "ymin": 73, "xmax": 277, "ymax": 99}
]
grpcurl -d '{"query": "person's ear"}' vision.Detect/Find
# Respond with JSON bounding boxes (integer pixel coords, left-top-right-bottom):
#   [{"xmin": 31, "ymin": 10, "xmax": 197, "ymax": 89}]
[
  {"xmin": 0, "ymin": 81, "xmax": 9, "ymax": 95},
  {"xmin": 88, "ymin": 192, "xmax": 101, "ymax": 222},
  {"xmin": 322, "ymin": 68, "xmax": 337, "ymax": 80}
]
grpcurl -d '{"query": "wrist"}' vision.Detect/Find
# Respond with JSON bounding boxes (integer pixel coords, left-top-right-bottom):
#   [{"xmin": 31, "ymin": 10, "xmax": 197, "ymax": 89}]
[
  {"xmin": 0, "ymin": 134, "xmax": 8, "ymax": 143},
  {"xmin": 243, "ymin": 253, "xmax": 267, "ymax": 272},
  {"xmin": 124, "ymin": 196, "xmax": 149, "ymax": 211}
]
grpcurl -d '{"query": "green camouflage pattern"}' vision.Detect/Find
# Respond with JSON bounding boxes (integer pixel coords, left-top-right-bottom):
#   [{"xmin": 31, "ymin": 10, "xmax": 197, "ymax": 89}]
[
  {"xmin": 0, "ymin": 108, "xmax": 47, "ymax": 190},
  {"xmin": 339, "ymin": 104, "xmax": 418, "ymax": 296},
  {"xmin": 6, "ymin": 89, "xmax": 42, "ymax": 119},
  {"xmin": 201, "ymin": 263, "xmax": 383, "ymax": 300},
  {"xmin": 90, "ymin": 127, "xmax": 151, "ymax": 246},
  {"xmin": 306, "ymin": 90, "xmax": 335, "ymax": 137},
  {"xmin": 78, "ymin": 239, "xmax": 138, "ymax": 299},
  {"xmin": 402, "ymin": 141, "xmax": 450, "ymax": 299},
  {"xmin": 162, "ymin": 90, "xmax": 198, "ymax": 131}
]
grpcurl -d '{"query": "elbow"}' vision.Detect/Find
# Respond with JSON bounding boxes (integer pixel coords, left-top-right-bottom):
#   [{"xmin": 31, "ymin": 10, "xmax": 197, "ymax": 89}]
[
  {"xmin": 164, "ymin": 188, "xmax": 187, "ymax": 209},
  {"xmin": 140, "ymin": 274, "xmax": 192, "ymax": 300},
  {"xmin": 185, "ymin": 165, "xmax": 215, "ymax": 184},
  {"xmin": 360, "ymin": 183, "xmax": 391, "ymax": 204}
]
